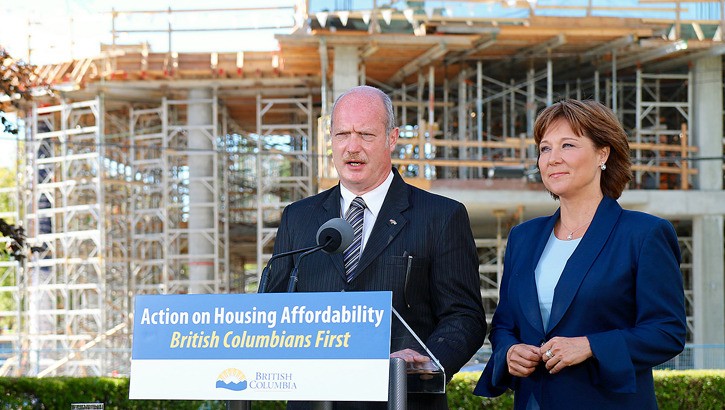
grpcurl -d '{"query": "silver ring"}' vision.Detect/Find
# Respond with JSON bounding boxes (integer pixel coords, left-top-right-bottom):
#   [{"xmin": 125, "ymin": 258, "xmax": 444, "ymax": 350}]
[{"xmin": 545, "ymin": 349, "xmax": 553, "ymax": 359}]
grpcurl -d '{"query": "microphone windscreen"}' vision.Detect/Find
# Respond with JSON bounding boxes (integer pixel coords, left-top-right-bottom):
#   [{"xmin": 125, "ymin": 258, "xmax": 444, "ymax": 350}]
[{"xmin": 316, "ymin": 218, "xmax": 354, "ymax": 254}]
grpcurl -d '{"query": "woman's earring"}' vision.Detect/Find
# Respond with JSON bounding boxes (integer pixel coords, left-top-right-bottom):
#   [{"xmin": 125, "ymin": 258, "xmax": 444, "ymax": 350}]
[{"xmin": 600, "ymin": 163, "xmax": 607, "ymax": 171}]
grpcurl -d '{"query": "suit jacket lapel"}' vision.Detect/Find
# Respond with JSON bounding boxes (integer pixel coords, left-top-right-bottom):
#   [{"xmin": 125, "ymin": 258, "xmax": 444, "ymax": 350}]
[
  {"xmin": 521, "ymin": 212, "xmax": 559, "ymax": 334},
  {"xmin": 546, "ymin": 197, "xmax": 622, "ymax": 334},
  {"xmin": 320, "ymin": 185, "xmax": 347, "ymax": 280},
  {"xmin": 354, "ymin": 171, "xmax": 409, "ymax": 276}
]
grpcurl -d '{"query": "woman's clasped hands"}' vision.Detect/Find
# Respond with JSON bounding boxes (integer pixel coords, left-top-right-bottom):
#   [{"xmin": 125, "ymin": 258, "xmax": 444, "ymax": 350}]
[{"xmin": 507, "ymin": 336, "xmax": 593, "ymax": 376}]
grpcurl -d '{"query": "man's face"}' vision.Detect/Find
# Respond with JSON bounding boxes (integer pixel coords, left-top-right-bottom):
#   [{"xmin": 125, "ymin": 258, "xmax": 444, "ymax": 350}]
[{"xmin": 331, "ymin": 90, "xmax": 398, "ymax": 195}]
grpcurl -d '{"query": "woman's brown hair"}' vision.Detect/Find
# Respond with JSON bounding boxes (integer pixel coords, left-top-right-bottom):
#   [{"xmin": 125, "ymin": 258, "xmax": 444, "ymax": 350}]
[{"xmin": 533, "ymin": 99, "xmax": 632, "ymax": 199}]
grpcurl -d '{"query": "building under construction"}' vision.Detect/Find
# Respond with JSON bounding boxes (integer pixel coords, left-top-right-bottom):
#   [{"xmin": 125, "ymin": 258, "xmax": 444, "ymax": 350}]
[{"xmin": 0, "ymin": 1, "xmax": 723, "ymax": 378}]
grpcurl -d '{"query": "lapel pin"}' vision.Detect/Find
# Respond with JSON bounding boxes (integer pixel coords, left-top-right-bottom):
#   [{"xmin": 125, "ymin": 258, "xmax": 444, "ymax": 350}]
[{"xmin": 389, "ymin": 219, "xmax": 397, "ymax": 225}]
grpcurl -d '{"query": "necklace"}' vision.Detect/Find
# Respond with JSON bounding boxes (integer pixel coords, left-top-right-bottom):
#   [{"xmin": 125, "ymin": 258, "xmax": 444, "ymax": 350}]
[{"xmin": 559, "ymin": 218, "xmax": 593, "ymax": 240}]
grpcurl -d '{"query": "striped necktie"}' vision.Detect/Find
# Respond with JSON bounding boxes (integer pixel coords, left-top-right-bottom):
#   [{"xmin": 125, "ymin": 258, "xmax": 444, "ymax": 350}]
[{"xmin": 343, "ymin": 196, "xmax": 366, "ymax": 281}]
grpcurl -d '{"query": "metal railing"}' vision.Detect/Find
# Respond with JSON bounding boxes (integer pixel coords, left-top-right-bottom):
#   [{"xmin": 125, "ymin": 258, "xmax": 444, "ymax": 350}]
[{"xmin": 465, "ymin": 344, "xmax": 725, "ymax": 372}]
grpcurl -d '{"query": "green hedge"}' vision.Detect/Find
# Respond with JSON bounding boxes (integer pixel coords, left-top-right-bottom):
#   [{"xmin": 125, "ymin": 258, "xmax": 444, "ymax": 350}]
[
  {"xmin": 449, "ymin": 370, "xmax": 725, "ymax": 410},
  {"xmin": 0, "ymin": 370, "xmax": 722, "ymax": 409},
  {"xmin": 652, "ymin": 370, "xmax": 725, "ymax": 410}
]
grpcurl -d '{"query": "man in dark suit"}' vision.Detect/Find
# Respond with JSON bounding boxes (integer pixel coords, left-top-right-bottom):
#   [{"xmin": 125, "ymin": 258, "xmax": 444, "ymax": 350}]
[{"xmin": 266, "ymin": 85, "xmax": 486, "ymax": 409}]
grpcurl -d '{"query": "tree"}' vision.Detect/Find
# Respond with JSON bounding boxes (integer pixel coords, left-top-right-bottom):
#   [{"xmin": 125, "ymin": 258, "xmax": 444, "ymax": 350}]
[
  {"xmin": 1, "ymin": 47, "xmax": 42, "ymax": 108},
  {"xmin": 1, "ymin": 46, "xmax": 49, "ymax": 130},
  {"xmin": 0, "ymin": 48, "xmax": 42, "ymax": 334},
  {"xmin": 0, "ymin": 48, "xmax": 39, "ymax": 262},
  {"xmin": 0, "ymin": 168, "xmax": 18, "ymax": 332}
]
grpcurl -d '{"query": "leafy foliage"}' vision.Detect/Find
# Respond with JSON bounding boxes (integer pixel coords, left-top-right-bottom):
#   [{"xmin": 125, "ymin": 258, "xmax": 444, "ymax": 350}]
[
  {"xmin": 0, "ymin": 371, "xmax": 722, "ymax": 409},
  {"xmin": 1, "ymin": 47, "xmax": 44, "ymax": 110},
  {"xmin": 654, "ymin": 370, "xmax": 725, "ymax": 410},
  {"xmin": 448, "ymin": 370, "xmax": 725, "ymax": 410},
  {"xmin": 1, "ymin": 112, "xmax": 18, "ymax": 135},
  {"xmin": 0, "ymin": 167, "xmax": 18, "ymax": 331},
  {"xmin": 446, "ymin": 371, "xmax": 515, "ymax": 409}
]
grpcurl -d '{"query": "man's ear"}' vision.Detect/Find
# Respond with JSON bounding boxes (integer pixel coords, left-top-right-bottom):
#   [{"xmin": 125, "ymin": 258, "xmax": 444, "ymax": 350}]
[{"xmin": 388, "ymin": 127, "xmax": 399, "ymax": 151}]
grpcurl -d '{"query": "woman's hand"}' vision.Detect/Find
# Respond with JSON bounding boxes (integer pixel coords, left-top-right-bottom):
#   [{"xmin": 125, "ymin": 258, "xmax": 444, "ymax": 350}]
[
  {"xmin": 540, "ymin": 336, "xmax": 593, "ymax": 374},
  {"xmin": 506, "ymin": 343, "xmax": 542, "ymax": 377}
]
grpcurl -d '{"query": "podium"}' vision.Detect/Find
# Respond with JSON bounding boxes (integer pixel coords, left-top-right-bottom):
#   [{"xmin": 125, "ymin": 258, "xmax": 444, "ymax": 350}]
[
  {"xmin": 228, "ymin": 307, "xmax": 446, "ymax": 410},
  {"xmin": 130, "ymin": 292, "xmax": 446, "ymax": 408},
  {"xmin": 389, "ymin": 307, "xmax": 446, "ymax": 395},
  {"xmin": 228, "ymin": 357, "xmax": 410, "ymax": 410}
]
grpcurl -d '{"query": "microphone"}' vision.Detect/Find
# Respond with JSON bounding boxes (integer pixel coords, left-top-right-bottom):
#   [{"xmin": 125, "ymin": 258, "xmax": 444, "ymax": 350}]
[
  {"xmin": 316, "ymin": 217, "xmax": 354, "ymax": 254},
  {"xmin": 287, "ymin": 218, "xmax": 353, "ymax": 293},
  {"xmin": 257, "ymin": 244, "xmax": 319, "ymax": 293}
]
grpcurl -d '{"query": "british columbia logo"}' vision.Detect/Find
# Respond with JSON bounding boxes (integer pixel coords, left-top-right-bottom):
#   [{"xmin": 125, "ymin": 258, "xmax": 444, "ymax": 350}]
[
  {"xmin": 216, "ymin": 369, "xmax": 298, "ymax": 392},
  {"xmin": 216, "ymin": 368, "xmax": 247, "ymax": 391}
]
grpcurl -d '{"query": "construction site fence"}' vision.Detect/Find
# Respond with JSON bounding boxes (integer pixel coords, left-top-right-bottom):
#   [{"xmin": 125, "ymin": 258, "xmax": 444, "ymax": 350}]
[
  {"xmin": 465, "ymin": 344, "xmax": 725, "ymax": 373},
  {"xmin": 1, "ymin": 344, "xmax": 723, "ymax": 378}
]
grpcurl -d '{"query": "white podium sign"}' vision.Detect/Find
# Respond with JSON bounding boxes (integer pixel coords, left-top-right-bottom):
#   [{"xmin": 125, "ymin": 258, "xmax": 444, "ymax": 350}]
[{"xmin": 130, "ymin": 291, "xmax": 392, "ymax": 401}]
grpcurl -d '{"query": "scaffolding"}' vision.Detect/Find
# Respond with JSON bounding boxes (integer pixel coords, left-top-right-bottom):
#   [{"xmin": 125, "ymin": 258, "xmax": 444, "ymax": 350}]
[
  {"xmin": 255, "ymin": 94, "xmax": 315, "ymax": 278},
  {"xmin": 0, "ymin": 1, "xmax": 722, "ymax": 376},
  {"xmin": 0, "ymin": 184, "xmax": 21, "ymax": 373},
  {"xmin": 1, "ymin": 66, "xmax": 708, "ymax": 378},
  {"xmin": 13, "ymin": 98, "xmax": 108, "ymax": 376}
]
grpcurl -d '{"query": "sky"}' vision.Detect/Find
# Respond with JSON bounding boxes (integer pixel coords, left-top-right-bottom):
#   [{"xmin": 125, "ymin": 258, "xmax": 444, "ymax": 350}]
[
  {"xmin": 0, "ymin": 0, "xmax": 298, "ymax": 65},
  {"xmin": 3, "ymin": 0, "xmax": 716, "ymax": 66},
  {"xmin": 0, "ymin": 0, "xmax": 299, "ymax": 168}
]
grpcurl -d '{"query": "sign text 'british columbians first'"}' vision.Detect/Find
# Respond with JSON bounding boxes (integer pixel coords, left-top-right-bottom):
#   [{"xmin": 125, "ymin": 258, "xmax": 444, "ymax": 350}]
[{"xmin": 130, "ymin": 292, "xmax": 392, "ymax": 401}]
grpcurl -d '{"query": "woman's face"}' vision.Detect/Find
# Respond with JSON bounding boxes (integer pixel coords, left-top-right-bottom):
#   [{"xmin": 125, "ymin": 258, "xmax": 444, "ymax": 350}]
[{"xmin": 538, "ymin": 118, "xmax": 609, "ymax": 201}]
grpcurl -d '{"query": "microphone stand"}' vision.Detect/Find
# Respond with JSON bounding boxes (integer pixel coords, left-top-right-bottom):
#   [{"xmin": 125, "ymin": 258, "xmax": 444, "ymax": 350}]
[
  {"xmin": 286, "ymin": 238, "xmax": 333, "ymax": 293},
  {"xmin": 258, "ymin": 245, "xmax": 319, "ymax": 293},
  {"xmin": 234, "ymin": 243, "xmax": 324, "ymax": 410}
]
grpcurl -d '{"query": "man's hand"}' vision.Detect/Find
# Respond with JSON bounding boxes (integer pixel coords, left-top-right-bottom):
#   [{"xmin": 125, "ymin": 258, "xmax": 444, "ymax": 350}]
[{"xmin": 390, "ymin": 348, "xmax": 436, "ymax": 373}]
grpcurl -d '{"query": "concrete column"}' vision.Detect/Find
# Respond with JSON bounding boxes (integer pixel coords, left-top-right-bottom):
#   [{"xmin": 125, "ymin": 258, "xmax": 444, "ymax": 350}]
[
  {"xmin": 693, "ymin": 55, "xmax": 723, "ymax": 190},
  {"xmin": 332, "ymin": 45, "xmax": 360, "ymax": 100},
  {"xmin": 594, "ymin": 70, "xmax": 600, "ymax": 102},
  {"xmin": 188, "ymin": 87, "xmax": 214, "ymax": 292},
  {"xmin": 318, "ymin": 39, "xmax": 329, "ymax": 118},
  {"xmin": 692, "ymin": 55, "xmax": 724, "ymax": 368},
  {"xmin": 546, "ymin": 56, "xmax": 553, "ymax": 106},
  {"xmin": 417, "ymin": 71, "xmax": 424, "ymax": 127},
  {"xmin": 526, "ymin": 68, "xmax": 535, "ymax": 136},
  {"xmin": 692, "ymin": 215, "xmax": 725, "ymax": 368},
  {"xmin": 458, "ymin": 69, "xmax": 468, "ymax": 179}
]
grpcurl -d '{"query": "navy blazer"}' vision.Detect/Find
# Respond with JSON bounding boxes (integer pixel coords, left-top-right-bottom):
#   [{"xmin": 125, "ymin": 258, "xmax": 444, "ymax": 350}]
[
  {"xmin": 474, "ymin": 196, "xmax": 686, "ymax": 410},
  {"xmin": 267, "ymin": 170, "xmax": 487, "ymax": 409}
]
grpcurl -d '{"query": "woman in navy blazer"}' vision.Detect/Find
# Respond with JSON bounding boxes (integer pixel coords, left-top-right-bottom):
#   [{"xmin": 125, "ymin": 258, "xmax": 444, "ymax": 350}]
[{"xmin": 474, "ymin": 99, "xmax": 686, "ymax": 409}]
